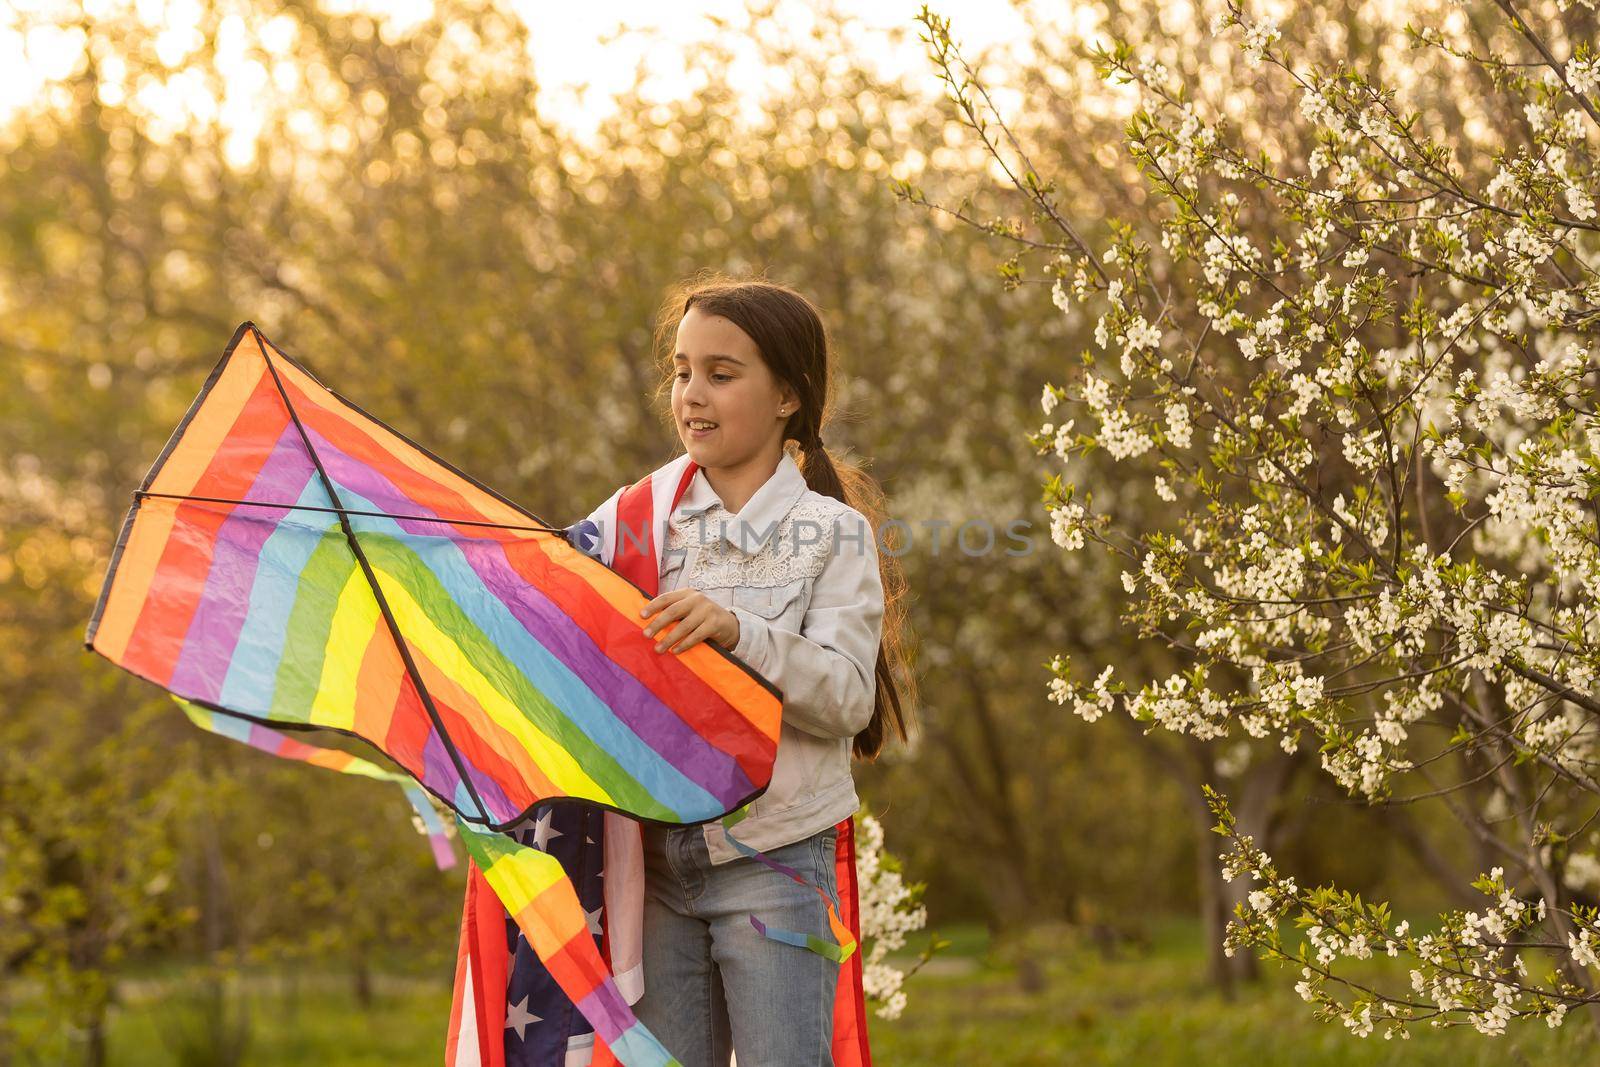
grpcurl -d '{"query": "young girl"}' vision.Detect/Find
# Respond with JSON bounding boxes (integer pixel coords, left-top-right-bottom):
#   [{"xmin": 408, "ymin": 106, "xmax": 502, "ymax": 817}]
[
  {"xmin": 452, "ymin": 276, "xmax": 914, "ymax": 1067},
  {"xmin": 622, "ymin": 277, "xmax": 914, "ymax": 1067}
]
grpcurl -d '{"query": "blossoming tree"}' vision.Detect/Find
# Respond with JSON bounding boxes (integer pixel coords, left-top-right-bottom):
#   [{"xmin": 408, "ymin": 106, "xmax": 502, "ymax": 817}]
[
  {"xmin": 855, "ymin": 810, "xmax": 935, "ymax": 1020},
  {"xmin": 907, "ymin": 0, "xmax": 1600, "ymax": 1039}
]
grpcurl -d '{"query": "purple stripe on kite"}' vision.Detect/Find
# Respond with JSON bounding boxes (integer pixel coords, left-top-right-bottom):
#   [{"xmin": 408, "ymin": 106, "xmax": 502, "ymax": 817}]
[
  {"xmin": 302, "ymin": 427, "xmax": 755, "ymax": 807},
  {"xmin": 169, "ymin": 424, "xmax": 321, "ymax": 701},
  {"xmin": 573, "ymin": 978, "xmax": 636, "ymax": 1044},
  {"xmin": 247, "ymin": 721, "xmax": 275, "ymax": 752},
  {"xmin": 464, "ymin": 758, "xmax": 516, "ymax": 824},
  {"xmin": 421, "ymin": 725, "xmax": 517, "ymax": 824},
  {"xmin": 419, "ymin": 725, "xmax": 464, "ymax": 809}
]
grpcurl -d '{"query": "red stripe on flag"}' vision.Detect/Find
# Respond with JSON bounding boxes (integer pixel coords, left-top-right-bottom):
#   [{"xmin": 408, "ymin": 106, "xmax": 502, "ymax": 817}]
[
  {"xmin": 452, "ymin": 861, "xmax": 510, "ymax": 1067},
  {"xmin": 611, "ymin": 470, "xmax": 667, "ymax": 592}
]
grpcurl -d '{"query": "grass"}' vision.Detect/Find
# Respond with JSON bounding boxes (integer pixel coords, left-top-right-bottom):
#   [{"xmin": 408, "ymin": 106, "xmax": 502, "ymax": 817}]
[
  {"xmin": 7, "ymin": 918, "xmax": 1595, "ymax": 1066},
  {"xmin": 869, "ymin": 917, "xmax": 1593, "ymax": 1066}
]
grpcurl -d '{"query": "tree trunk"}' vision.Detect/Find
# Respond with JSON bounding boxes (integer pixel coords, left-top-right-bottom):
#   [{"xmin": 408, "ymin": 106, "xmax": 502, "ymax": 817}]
[
  {"xmin": 82, "ymin": 1007, "xmax": 106, "ymax": 1067},
  {"xmin": 1015, "ymin": 954, "xmax": 1046, "ymax": 995},
  {"xmin": 1187, "ymin": 785, "xmax": 1258, "ymax": 997},
  {"xmin": 928, "ymin": 696, "xmax": 1045, "ymax": 923},
  {"xmin": 1139, "ymin": 729, "xmax": 1303, "ymax": 994},
  {"xmin": 354, "ymin": 949, "xmax": 374, "ymax": 1010},
  {"xmin": 196, "ymin": 761, "xmax": 233, "ymax": 964},
  {"xmin": 284, "ymin": 962, "xmax": 301, "ymax": 1022},
  {"xmin": 0, "ymin": 982, "xmax": 11, "ymax": 1067}
]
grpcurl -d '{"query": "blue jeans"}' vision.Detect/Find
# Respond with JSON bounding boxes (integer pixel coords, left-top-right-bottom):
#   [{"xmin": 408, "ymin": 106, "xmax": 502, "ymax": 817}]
[{"xmin": 633, "ymin": 822, "xmax": 841, "ymax": 1067}]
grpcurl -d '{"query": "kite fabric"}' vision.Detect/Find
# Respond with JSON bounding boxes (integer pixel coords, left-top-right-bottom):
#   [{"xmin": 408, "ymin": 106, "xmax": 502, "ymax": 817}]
[
  {"xmin": 447, "ymin": 450, "xmax": 872, "ymax": 1067},
  {"xmin": 84, "ymin": 321, "xmax": 791, "ymax": 1067}
]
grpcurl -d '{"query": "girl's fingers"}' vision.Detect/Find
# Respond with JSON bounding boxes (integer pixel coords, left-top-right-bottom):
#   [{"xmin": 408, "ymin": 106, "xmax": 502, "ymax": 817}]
[
  {"xmin": 642, "ymin": 595, "xmax": 694, "ymax": 638},
  {"xmin": 651, "ymin": 605, "xmax": 698, "ymax": 650},
  {"xmin": 655, "ymin": 606, "xmax": 713, "ymax": 652},
  {"xmin": 639, "ymin": 588, "xmax": 689, "ymax": 620},
  {"xmin": 665, "ymin": 619, "xmax": 715, "ymax": 654}
]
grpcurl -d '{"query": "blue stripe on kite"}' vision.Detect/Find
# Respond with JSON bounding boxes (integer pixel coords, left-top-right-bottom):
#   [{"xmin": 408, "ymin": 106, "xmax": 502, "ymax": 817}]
[
  {"xmin": 218, "ymin": 479, "xmax": 341, "ymax": 714},
  {"xmin": 453, "ymin": 778, "xmax": 479, "ymax": 816},
  {"xmin": 401, "ymin": 783, "xmax": 448, "ymax": 834},
  {"xmin": 204, "ymin": 707, "xmax": 255, "ymax": 744}
]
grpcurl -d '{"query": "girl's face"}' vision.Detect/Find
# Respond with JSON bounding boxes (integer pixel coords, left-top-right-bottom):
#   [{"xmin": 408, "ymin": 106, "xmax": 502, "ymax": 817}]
[{"xmin": 671, "ymin": 306, "xmax": 797, "ymax": 468}]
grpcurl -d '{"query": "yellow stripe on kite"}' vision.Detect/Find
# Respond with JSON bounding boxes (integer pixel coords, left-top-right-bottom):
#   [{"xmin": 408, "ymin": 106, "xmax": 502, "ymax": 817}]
[
  {"xmin": 373, "ymin": 571, "xmax": 617, "ymax": 808},
  {"xmin": 479, "ymin": 850, "xmax": 586, "ymax": 958},
  {"xmin": 308, "ymin": 568, "xmax": 380, "ymax": 731}
]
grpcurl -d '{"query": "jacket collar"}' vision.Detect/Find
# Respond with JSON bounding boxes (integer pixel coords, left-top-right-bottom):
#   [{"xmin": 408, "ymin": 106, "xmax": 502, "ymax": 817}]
[{"xmin": 671, "ymin": 451, "xmax": 808, "ymax": 555}]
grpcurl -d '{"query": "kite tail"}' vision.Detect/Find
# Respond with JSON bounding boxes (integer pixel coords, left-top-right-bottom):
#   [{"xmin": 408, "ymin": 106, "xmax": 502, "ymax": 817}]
[
  {"xmin": 719, "ymin": 806, "xmax": 858, "ymax": 964},
  {"xmin": 174, "ymin": 697, "xmax": 455, "ymax": 870},
  {"xmin": 453, "ymin": 817, "xmax": 682, "ymax": 1067}
]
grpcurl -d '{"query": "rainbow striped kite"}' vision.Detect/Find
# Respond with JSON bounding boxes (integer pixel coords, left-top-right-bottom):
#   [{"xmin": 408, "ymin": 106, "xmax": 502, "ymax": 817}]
[{"xmin": 86, "ymin": 322, "xmax": 786, "ymax": 1066}]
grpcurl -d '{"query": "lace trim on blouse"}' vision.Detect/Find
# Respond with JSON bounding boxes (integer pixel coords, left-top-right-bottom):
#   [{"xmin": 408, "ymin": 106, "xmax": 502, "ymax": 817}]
[{"xmin": 664, "ymin": 497, "xmax": 848, "ymax": 590}]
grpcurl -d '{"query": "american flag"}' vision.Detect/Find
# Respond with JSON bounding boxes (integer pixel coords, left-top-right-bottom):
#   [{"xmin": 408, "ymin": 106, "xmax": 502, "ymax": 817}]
[{"xmin": 447, "ymin": 801, "xmax": 610, "ymax": 1066}]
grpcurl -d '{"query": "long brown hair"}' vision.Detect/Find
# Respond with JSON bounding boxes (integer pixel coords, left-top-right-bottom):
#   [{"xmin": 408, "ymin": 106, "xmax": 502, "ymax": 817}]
[{"xmin": 651, "ymin": 271, "xmax": 916, "ymax": 761}]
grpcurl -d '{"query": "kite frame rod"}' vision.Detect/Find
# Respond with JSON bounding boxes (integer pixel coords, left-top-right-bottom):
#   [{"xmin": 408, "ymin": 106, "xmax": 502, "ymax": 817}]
[
  {"xmin": 255, "ymin": 331, "xmax": 494, "ymax": 825},
  {"xmin": 133, "ymin": 489, "xmax": 567, "ymax": 535}
]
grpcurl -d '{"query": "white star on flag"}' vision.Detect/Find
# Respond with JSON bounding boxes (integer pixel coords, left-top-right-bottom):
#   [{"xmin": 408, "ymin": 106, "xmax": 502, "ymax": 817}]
[
  {"xmin": 505, "ymin": 994, "xmax": 541, "ymax": 1040},
  {"xmin": 584, "ymin": 904, "xmax": 604, "ymax": 936},
  {"xmin": 532, "ymin": 809, "xmax": 563, "ymax": 851}
]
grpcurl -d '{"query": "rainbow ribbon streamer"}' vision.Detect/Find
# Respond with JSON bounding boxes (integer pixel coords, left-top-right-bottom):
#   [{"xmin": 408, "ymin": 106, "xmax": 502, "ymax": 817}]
[
  {"xmin": 177, "ymin": 696, "xmax": 456, "ymax": 870},
  {"xmin": 721, "ymin": 805, "xmax": 857, "ymax": 963}
]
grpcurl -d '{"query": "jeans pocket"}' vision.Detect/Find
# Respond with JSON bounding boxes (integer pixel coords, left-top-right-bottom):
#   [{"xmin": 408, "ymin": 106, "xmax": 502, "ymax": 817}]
[{"xmin": 815, "ymin": 827, "xmax": 840, "ymax": 909}]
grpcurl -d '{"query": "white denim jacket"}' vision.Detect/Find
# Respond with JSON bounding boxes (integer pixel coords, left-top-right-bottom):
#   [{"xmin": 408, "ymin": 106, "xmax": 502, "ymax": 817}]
[
  {"xmin": 553, "ymin": 449, "xmax": 881, "ymax": 1011},
  {"xmin": 658, "ymin": 451, "xmax": 884, "ymax": 863},
  {"xmin": 572, "ymin": 450, "xmax": 884, "ymax": 863}
]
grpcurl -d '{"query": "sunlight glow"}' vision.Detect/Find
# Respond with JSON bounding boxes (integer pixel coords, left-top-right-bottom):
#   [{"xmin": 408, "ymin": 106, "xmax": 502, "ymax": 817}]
[{"xmin": 0, "ymin": 0, "xmax": 1044, "ymax": 160}]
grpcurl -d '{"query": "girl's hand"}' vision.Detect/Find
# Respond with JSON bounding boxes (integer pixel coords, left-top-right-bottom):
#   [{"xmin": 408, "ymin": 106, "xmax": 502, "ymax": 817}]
[{"xmin": 640, "ymin": 588, "xmax": 740, "ymax": 654}]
